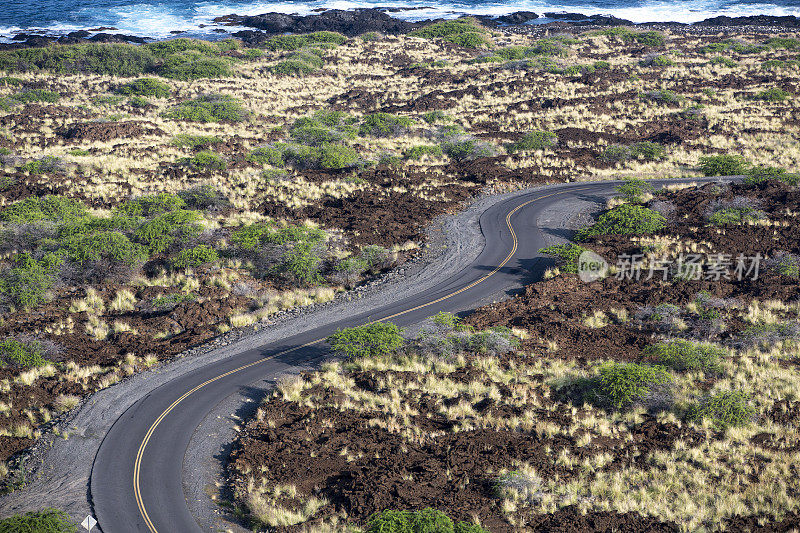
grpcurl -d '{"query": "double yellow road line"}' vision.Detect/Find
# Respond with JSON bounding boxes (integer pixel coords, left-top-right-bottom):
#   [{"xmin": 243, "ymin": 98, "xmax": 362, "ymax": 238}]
[{"xmin": 133, "ymin": 187, "xmax": 581, "ymax": 532}]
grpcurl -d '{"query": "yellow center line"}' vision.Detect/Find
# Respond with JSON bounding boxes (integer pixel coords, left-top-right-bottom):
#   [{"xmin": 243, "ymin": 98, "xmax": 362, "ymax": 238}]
[{"xmin": 132, "ymin": 187, "xmax": 589, "ymax": 532}]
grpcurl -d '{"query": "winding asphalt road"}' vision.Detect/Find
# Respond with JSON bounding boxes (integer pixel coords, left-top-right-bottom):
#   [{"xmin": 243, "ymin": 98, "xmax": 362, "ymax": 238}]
[{"xmin": 90, "ymin": 178, "xmax": 725, "ymax": 532}]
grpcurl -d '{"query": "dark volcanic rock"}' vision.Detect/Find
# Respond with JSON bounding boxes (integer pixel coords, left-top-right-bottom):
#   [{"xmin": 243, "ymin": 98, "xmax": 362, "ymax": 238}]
[
  {"xmin": 694, "ymin": 14, "xmax": 800, "ymax": 27},
  {"xmin": 214, "ymin": 8, "xmax": 418, "ymax": 36},
  {"xmin": 476, "ymin": 11, "xmax": 539, "ymax": 27},
  {"xmin": 544, "ymin": 12, "xmax": 634, "ymax": 25}
]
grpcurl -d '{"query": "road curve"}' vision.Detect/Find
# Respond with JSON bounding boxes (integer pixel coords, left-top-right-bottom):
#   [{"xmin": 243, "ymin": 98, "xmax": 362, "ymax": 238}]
[{"xmin": 90, "ymin": 178, "xmax": 724, "ymax": 533}]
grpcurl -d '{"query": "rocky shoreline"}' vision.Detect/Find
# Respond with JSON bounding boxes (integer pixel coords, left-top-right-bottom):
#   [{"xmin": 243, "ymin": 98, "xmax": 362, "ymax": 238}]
[{"xmin": 3, "ymin": 8, "xmax": 800, "ymax": 49}]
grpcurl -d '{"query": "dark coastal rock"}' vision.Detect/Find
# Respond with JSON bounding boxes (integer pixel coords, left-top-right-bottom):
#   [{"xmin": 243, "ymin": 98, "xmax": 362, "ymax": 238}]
[
  {"xmin": 544, "ymin": 12, "xmax": 634, "ymax": 25},
  {"xmin": 8, "ymin": 34, "xmax": 56, "ymax": 47},
  {"xmin": 214, "ymin": 8, "xmax": 419, "ymax": 36},
  {"xmin": 475, "ymin": 11, "xmax": 539, "ymax": 27},
  {"xmin": 694, "ymin": 14, "xmax": 800, "ymax": 27},
  {"xmin": 88, "ymin": 33, "xmax": 149, "ymax": 44},
  {"xmin": 231, "ymin": 30, "xmax": 271, "ymax": 46}
]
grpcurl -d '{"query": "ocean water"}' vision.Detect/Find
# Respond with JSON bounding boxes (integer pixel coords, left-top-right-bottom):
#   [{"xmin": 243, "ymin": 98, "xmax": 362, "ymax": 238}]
[{"xmin": 2, "ymin": 0, "xmax": 800, "ymax": 41}]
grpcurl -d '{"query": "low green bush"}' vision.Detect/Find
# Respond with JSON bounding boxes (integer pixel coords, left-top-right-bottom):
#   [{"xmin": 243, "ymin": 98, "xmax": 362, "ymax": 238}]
[
  {"xmin": 0, "ymin": 252, "xmax": 63, "ymax": 308},
  {"xmin": 0, "ymin": 337, "xmax": 49, "ymax": 368},
  {"xmin": 116, "ymin": 77, "xmax": 171, "ymax": 97},
  {"xmin": 359, "ymin": 113, "xmax": 414, "ymax": 137},
  {"xmin": 507, "ymin": 130, "xmax": 557, "ymax": 153},
  {"xmin": 181, "ymin": 150, "xmax": 226, "ymax": 171},
  {"xmin": 753, "ymin": 87, "xmax": 790, "ymax": 102},
  {"xmin": 269, "ymin": 50, "xmax": 324, "ymax": 76},
  {"xmin": 12, "ymin": 89, "xmax": 60, "ymax": 103},
  {"xmin": 743, "ymin": 165, "xmax": 799, "ymax": 186},
  {"xmin": 158, "ymin": 51, "xmax": 232, "ymax": 80},
  {"xmin": 134, "ymin": 210, "xmax": 203, "ymax": 254},
  {"xmin": 128, "ymin": 96, "xmax": 150, "ymax": 108},
  {"xmin": 327, "ymin": 322, "xmax": 404, "ymax": 359},
  {"xmin": 698, "ymin": 154, "xmax": 748, "ymax": 176},
  {"xmin": 710, "ymin": 56, "xmax": 737, "ymax": 67},
  {"xmin": 645, "ymin": 340, "xmax": 724, "ymax": 373},
  {"xmin": 162, "ymin": 94, "xmax": 248, "ymax": 123},
  {"xmin": 171, "ymin": 134, "xmax": 221, "ymax": 149},
  {"xmin": 151, "ymin": 292, "xmax": 196, "ymax": 310},
  {"xmin": 687, "ymin": 391, "xmax": 755, "ymax": 428},
  {"xmin": 247, "ymin": 145, "xmax": 285, "ymax": 166},
  {"xmin": 231, "ymin": 222, "xmax": 325, "ymax": 250},
  {"xmin": 361, "ymin": 32, "xmax": 381, "ymax": 42},
  {"xmin": 641, "ymin": 89, "xmax": 682, "ymax": 104},
  {"xmin": 19, "ymin": 155, "xmax": 62, "ymax": 175},
  {"xmin": 441, "ymin": 137, "xmax": 495, "ymax": 161},
  {"xmin": 615, "ymin": 178, "xmax": 655, "ymax": 203},
  {"xmin": 595, "ymin": 362, "xmax": 672, "ymax": 409},
  {"xmin": 317, "ymin": 143, "xmax": 359, "ymax": 169},
  {"xmin": 117, "ymin": 193, "xmax": 185, "ymax": 217},
  {"xmin": 765, "ymin": 37, "xmax": 800, "ymax": 50},
  {"xmin": 0, "ymin": 43, "xmax": 157, "ymax": 76},
  {"xmin": 275, "ymin": 241, "xmax": 323, "ymax": 284},
  {"xmin": 403, "ymin": 144, "xmax": 443, "ymax": 160},
  {"xmin": 708, "ymin": 206, "xmax": 764, "ymax": 225},
  {"xmin": 421, "ymin": 110, "xmax": 449, "ymax": 124},
  {"xmin": 576, "ymin": 204, "xmax": 666, "ymax": 240},
  {"xmin": 171, "ymin": 244, "xmax": 218, "ymax": 269},
  {"xmin": 409, "ymin": 19, "xmax": 490, "ymax": 49},
  {"xmin": 178, "ymin": 185, "xmax": 231, "ymax": 212},
  {"xmin": 0, "ymin": 195, "xmax": 87, "ymax": 224},
  {"xmin": 769, "ymin": 252, "xmax": 799, "ymax": 278},
  {"xmin": 0, "ymin": 509, "xmax": 77, "ymax": 532},
  {"xmin": 0, "ymin": 76, "xmax": 24, "ymax": 86},
  {"xmin": 365, "ymin": 508, "xmax": 488, "ymax": 533},
  {"xmin": 538, "ymin": 243, "xmax": 586, "ymax": 273},
  {"xmin": 62, "ymin": 230, "xmax": 148, "ymax": 265}
]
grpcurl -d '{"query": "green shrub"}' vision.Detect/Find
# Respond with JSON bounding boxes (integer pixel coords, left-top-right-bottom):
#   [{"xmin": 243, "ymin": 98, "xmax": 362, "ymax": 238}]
[
  {"xmin": 359, "ymin": 113, "xmax": 414, "ymax": 136},
  {"xmin": 12, "ymin": 89, "xmax": 60, "ymax": 103},
  {"xmin": 231, "ymin": 222, "xmax": 325, "ymax": 250},
  {"xmin": 421, "ymin": 110, "xmax": 449, "ymax": 124},
  {"xmin": 743, "ymin": 165, "xmax": 798, "ymax": 186},
  {"xmin": 441, "ymin": 137, "xmax": 495, "ymax": 161},
  {"xmin": 0, "ymin": 337, "xmax": 49, "ymax": 368},
  {"xmin": 128, "ymin": 96, "xmax": 150, "ymax": 108},
  {"xmin": 178, "ymin": 185, "xmax": 231, "ymax": 212},
  {"xmin": 770, "ymin": 253, "xmax": 799, "ymax": 278},
  {"xmin": 247, "ymin": 145, "xmax": 285, "ymax": 166},
  {"xmin": 708, "ymin": 206, "xmax": 764, "ymax": 225},
  {"xmin": 19, "ymin": 155, "xmax": 62, "ymax": 175},
  {"xmin": 158, "ymin": 51, "xmax": 232, "ymax": 80},
  {"xmin": 145, "ymin": 38, "xmax": 218, "ymax": 57},
  {"xmin": 403, "ymin": 144, "xmax": 443, "ymax": 160},
  {"xmin": 361, "ymin": 32, "xmax": 381, "ymax": 41},
  {"xmin": 599, "ymin": 145, "xmax": 631, "ymax": 163},
  {"xmin": 409, "ymin": 19, "xmax": 490, "ymax": 49},
  {"xmin": 645, "ymin": 340, "xmax": 724, "ymax": 373},
  {"xmin": 117, "ymin": 193, "xmax": 186, "ymax": 217},
  {"xmin": 276, "ymin": 242, "xmax": 323, "ymax": 284},
  {"xmin": 0, "ymin": 195, "xmax": 87, "ymax": 224},
  {"xmin": 366, "ymin": 508, "xmax": 487, "ymax": 533},
  {"xmin": 507, "ymin": 130, "xmax": 557, "ymax": 153},
  {"xmin": 576, "ymin": 204, "xmax": 666, "ymax": 240},
  {"xmin": 710, "ymin": 56, "xmax": 737, "ymax": 67},
  {"xmin": 171, "ymin": 244, "xmax": 218, "ymax": 269},
  {"xmin": 0, "ymin": 76, "xmax": 23, "ymax": 86},
  {"xmin": 642, "ymin": 89, "xmax": 681, "ymax": 104},
  {"xmin": 63, "ymin": 230, "xmax": 148, "ymax": 265},
  {"xmin": 134, "ymin": 210, "xmax": 203, "ymax": 254},
  {"xmin": 687, "ymin": 391, "xmax": 755, "ymax": 428},
  {"xmin": 181, "ymin": 150, "xmax": 226, "ymax": 171},
  {"xmin": 327, "ymin": 322, "xmax": 404, "ymax": 359},
  {"xmin": 766, "ymin": 37, "xmax": 800, "ymax": 50},
  {"xmin": 615, "ymin": 178, "xmax": 655, "ymax": 203},
  {"xmin": 538, "ymin": 243, "xmax": 586, "ymax": 273},
  {"xmin": 0, "ymin": 508, "xmax": 77, "ymax": 532},
  {"xmin": 0, "ymin": 252, "xmax": 63, "ymax": 308},
  {"xmin": 646, "ymin": 54, "xmax": 674, "ymax": 67},
  {"xmin": 162, "ymin": 94, "xmax": 248, "ymax": 123},
  {"xmin": 171, "ymin": 134, "xmax": 221, "ymax": 149},
  {"xmin": 151, "ymin": 292, "xmax": 196, "ymax": 310},
  {"xmin": 630, "ymin": 142, "xmax": 666, "ymax": 161},
  {"xmin": 269, "ymin": 50, "xmax": 324, "ymax": 76},
  {"xmin": 263, "ymin": 32, "xmax": 346, "ymax": 51},
  {"xmin": 116, "ymin": 77, "xmax": 171, "ymax": 97},
  {"xmin": 0, "ymin": 43, "xmax": 157, "ymax": 76},
  {"xmin": 753, "ymin": 87, "xmax": 790, "ymax": 102},
  {"xmin": 698, "ymin": 154, "xmax": 748, "ymax": 176},
  {"xmin": 595, "ymin": 362, "xmax": 672, "ymax": 409},
  {"xmin": 318, "ymin": 143, "xmax": 359, "ymax": 169}
]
